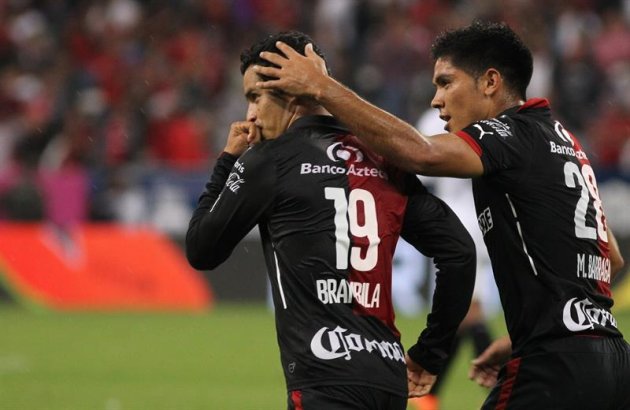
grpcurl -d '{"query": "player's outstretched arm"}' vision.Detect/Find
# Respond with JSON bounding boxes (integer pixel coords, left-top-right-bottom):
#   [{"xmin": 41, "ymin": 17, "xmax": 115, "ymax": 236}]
[
  {"xmin": 255, "ymin": 42, "xmax": 483, "ymax": 177},
  {"xmin": 468, "ymin": 335, "xmax": 512, "ymax": 388}
]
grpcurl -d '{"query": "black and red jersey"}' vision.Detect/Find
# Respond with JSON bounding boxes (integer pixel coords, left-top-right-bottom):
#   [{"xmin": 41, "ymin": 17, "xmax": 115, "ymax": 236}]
[
  {"xmin": 456, "ymin": 98, "xmax": 624, "ymax": 355},
  {"xmin": 187, "ymin": 115, "xmax": 475, "ymax": 396}
]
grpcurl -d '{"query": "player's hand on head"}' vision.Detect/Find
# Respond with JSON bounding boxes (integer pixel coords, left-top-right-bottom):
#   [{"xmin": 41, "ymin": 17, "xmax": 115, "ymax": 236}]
[
  {"xmin": 468, "ymin": 335, "xmax": 512, "ymax": 388},
  {"xmin": 225, "ymin": 121, "xmax": 257, "ymax": 156},
  {"xmin": 405, "ymin": 354, "xmax": 437, "ymax": 398},
  {"xmin": 255, "ymin": 42, "xmax": 328, "ymax": 99}
]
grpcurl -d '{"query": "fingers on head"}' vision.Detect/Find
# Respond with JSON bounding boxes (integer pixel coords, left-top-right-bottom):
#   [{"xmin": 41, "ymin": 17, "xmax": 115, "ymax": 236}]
[{"xmin": 275, "ymin": 41, "xmax": 295, "ymax": 55}]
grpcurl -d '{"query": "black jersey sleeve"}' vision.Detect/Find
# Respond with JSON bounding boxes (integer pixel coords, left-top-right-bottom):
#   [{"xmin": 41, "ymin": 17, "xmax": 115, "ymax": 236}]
[
  {"xmin": 400, "ymin": 176, "xmax": 476, "ymax": 375},
  {"xmin": 186, "ymin": 147, "xmax": 276, "ymax": 270},
  {"xmin": 457, "ymin": 118, "xmax": 533, "ymax": 180}
]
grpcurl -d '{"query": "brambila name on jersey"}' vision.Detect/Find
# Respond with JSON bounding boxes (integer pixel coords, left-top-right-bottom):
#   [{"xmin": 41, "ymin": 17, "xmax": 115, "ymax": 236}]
[
  {"xmin": 310, "ymin": 325, "xmax": 405, "ymax": 363},
  {"xmin": 316, "ymin": 279, "xmax": 381, "ymax": 308},
  {"xmin": 576, "ymin": 253, "xmax": 611, "ymax": 284},
  {"xmin": 300, "ymin": 163, "xmax": 388, "ymax": 179}
]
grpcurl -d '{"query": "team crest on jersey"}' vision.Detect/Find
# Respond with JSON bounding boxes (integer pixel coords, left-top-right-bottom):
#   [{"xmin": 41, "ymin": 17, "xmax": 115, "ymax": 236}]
[{"xmin": 326, "ymin": 142, "xmax": 364, "ymax": 163}]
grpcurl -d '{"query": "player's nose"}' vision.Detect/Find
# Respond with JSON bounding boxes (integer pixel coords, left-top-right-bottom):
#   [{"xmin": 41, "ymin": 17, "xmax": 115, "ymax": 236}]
[{"xmin": 246, "ymin": 103, "xmax": 257, "ymax": 122}]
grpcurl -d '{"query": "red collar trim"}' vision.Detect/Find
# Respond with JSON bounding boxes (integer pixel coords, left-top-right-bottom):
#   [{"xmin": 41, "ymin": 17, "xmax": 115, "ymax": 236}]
[{"xmin": 517, "ymin": 98, "xmax": 549, "ymax": 112}]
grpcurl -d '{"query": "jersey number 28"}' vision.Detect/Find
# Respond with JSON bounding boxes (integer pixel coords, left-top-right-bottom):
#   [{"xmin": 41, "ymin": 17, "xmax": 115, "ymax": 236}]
[
  {"xmin": 564, "ymin": 162, "xmax": 607, "ymax": 242},
  {"xmin": 556, "ymin": 122, "xmax": 608, "ymax": 243},
  {"xmin": 325, "ymin": 187, "xmax": 380, "ymax": 271}
]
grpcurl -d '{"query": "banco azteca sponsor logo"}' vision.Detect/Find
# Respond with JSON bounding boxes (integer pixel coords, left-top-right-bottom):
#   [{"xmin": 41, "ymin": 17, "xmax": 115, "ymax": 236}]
[
  {"xmin": 326, "ymin": 142, "xmax": 364, "ymax": 163},
  {"xmin": 301, "ymin": 142, "xmax": 386, "ymax": 179},
  {"xmin": 562, "ymin": 297, "xmax": 617, "ymax": 332},
  {"xmin": 310, "ymin": 325, "xmax": 405, "ymax": 363}
]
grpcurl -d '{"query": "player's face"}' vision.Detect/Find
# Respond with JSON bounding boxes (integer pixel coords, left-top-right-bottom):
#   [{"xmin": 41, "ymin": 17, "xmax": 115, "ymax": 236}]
[
  {"xmin": 243, "ymin": 66, "xmax": 295, "ymax": 140},
  {"xmin": 431, "ymin": 57, "xmax": 492, "ymax": 133}
]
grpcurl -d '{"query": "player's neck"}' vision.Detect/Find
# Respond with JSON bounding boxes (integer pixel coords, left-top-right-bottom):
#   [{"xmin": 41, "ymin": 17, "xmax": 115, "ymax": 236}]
[{"xmin": 492, "ymin": 95, "xmax": 525, "ymax": 118}]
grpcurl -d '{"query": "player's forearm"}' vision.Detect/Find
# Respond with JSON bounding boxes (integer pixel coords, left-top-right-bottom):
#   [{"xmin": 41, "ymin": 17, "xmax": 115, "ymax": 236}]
[
  {"xmin": 402, "ymin": 195, "xmax": 477, "ymax": 374},
  {"xmin": 315, "ymin": 76, "xmax": 432, "ymax": 174},
  {"xmin": 407, "ymin": 241, "xmax": 476, "ymax": 374},
  {"xmin": 186, "ymin": 153, "xmax": 238, "ymax": 270}
]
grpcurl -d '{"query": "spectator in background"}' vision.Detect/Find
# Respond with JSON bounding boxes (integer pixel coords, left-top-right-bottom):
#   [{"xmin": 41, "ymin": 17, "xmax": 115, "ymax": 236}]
[
  {"xmin": 547, "ymin": 2, "xmax": 598, "ymax": 136},
  {"xmin": 585, "ymin": 62, "xmax": 630, "ymax": 175},
  {"xmin": 592, "ymin": 4, "xmax": 630, "ymax": 73},
  {"xmin": 0, "ymin": 140, "xmax": 44, "ymax": 221},
  {"xmin": 0, "ymin": 0, "xmax": 627, "ymax": 241}
]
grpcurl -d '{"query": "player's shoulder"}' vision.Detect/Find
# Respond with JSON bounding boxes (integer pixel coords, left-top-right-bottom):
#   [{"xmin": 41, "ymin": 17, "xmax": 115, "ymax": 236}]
[
  {"xmin": 232, "ymin": 142, "xmax": 277, "ymax": 176},
  {"xmin": 463, "ymin": 99, "xmax": 552, "ymax": 142},
  {"xmin": 464, "ymin": 115, "xmax": 517, "ymax": 141}
]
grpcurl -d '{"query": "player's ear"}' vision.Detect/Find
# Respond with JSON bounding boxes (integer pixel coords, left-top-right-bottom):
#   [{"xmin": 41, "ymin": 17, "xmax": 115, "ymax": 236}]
[{"xmin": 481, "ymin": 68, "xmax": 502, "ymax": 97}]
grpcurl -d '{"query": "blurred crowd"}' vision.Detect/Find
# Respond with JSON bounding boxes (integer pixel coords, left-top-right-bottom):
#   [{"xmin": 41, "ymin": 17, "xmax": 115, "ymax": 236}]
[{"xmin": 0, "ymin": 0, "xmax": 629, "ymax": 237}]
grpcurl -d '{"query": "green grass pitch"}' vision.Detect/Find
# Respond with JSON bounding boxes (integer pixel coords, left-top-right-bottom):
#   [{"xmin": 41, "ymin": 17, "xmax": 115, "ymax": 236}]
[{"xmin": 1, "ymin": 303, "xmax": 629, "ymax": 410}]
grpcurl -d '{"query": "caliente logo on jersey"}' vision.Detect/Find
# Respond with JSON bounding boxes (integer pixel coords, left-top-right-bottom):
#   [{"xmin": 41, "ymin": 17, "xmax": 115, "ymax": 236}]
[
  {"xmin": 310, "ymin": 325, "xmax": 405, "ymax": 363},
  {"xmin": 562, "ymin": 297, "xmax": 617, "ymax": 332},
  {"xmin": 326, "ymin": 142, "xmax": 364, "ymax": 163}
]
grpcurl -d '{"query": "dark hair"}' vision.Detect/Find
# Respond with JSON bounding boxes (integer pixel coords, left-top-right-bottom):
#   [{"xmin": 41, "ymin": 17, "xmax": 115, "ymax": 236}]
[
  {"xmin": 431, "ymin": 21, "xmax": 533, "ymax": 99},
  {"xmin": 240, "ymin": 31, "xmax": 330, "ymax": 79}
]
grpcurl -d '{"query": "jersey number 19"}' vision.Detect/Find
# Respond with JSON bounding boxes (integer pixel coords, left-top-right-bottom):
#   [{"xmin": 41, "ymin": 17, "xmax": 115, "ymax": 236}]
[{"xmin": 325, "ymin": 187, "xmax": 381, "ymax": 271}]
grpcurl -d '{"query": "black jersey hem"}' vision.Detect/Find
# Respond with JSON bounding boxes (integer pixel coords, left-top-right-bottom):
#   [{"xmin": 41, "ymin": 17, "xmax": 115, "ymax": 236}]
[{"xmin": 286, "ymin": 378, "xmax": 407, "ymax": 398}]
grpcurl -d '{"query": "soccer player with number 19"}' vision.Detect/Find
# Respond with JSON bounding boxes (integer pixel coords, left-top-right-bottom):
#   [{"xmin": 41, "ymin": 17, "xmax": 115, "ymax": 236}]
[
  {"xmin": 186, "ymin": 31, "xmax": 476, "ymax": 410},
  {"xmin": 254, "ymin": 20, "xmax": 630, "ymax": 409}
]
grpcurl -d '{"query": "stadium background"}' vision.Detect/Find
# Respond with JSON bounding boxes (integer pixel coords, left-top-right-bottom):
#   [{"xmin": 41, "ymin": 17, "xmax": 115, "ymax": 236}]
[{"xmin": 0, "ymin": 1, "xmax": 629, "ymax": 409}]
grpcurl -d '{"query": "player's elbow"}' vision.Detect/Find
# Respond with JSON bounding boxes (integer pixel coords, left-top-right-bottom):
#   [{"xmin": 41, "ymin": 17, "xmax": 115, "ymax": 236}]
[
  {"xmin": 185, "ymin": 237, "xmax": 223, "ymax": 271},
  {"xmin": 185, "ymin": 224, "xmax": 222, "ymax": 270},
  {"xmin": 438, "ymin": 240, "xmax": 476, "ymax": 285},
  {"xmin": 187, "ymin": 248, "xmax": 212, "ymax": 271},
  {"xmin": 186, "ymin": 249, "xmax": 224, "ymax": 271},
  {"xmin": 457, "ymin": 237, "xmax": 477, "ymax": 281}
]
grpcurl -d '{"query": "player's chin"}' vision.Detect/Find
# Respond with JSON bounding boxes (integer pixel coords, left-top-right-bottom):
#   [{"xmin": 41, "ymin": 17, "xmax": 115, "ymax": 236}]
[{"xmin": 442, "ymin": 120, "xmax": 455, "ymax": 132}]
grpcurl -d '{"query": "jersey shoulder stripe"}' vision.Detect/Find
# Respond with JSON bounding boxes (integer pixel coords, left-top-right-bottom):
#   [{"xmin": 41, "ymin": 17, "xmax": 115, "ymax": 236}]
[{"xmin": 455, "ymin": 130, "xmax": 483, "ymax": 156}]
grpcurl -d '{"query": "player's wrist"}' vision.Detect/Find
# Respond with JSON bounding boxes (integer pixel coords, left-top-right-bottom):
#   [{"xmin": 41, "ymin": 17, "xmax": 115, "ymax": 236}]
[
  {"xmin": 218, "ymin": 151, "xmax": 239, "ymax": 162},
  {"xmin": 406, "ymin": 343, "xmax": 443, "ymax": 376},
  {"xmin": 222, "ymin": 147, "xmax": 242, "ymax": 156},
  {"xmin": 314, "ymin": 75, "xmax": 340, "ymax": 103}
]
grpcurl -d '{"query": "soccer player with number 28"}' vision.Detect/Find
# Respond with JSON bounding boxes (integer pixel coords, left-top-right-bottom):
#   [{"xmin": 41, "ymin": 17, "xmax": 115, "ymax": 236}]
[
  {"xmin": 254, "ymin": 20, "xmax": 630, "ymax": 410},
  {"xmin": 186, "ymin": 31, "xmax": 476, "ymax": 410}
]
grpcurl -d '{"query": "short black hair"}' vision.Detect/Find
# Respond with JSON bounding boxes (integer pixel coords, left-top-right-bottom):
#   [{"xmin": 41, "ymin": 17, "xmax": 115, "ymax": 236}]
[
  {"xmin": 431, "ymin": 21, "xmax": 533, "ymax": 99},
  {"xmin": 240, "ymin": 30, "xmax": 330, "ymax": 79}
]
